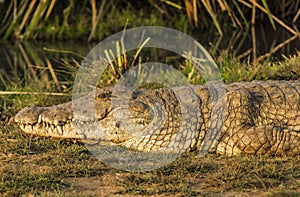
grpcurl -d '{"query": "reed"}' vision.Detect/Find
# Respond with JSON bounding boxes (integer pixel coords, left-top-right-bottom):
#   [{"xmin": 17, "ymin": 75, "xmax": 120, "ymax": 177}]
[
  {"xmin": 0, "ymin": 0, "xmax": 299, "ymax": 63},
  {"xmin": 0, "ymin": 0, "xmax": 298, "ymax": 40}
]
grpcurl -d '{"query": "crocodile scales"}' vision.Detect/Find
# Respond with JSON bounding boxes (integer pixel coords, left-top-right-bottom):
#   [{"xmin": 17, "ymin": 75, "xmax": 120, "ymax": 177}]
[{"xmin": 14, "ymin": 80, "xmax": 300, "ymax": 156}]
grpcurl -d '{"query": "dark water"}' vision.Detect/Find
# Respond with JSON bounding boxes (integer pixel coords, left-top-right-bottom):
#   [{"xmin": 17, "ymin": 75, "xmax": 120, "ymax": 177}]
[
  {"xmin": 0, "ymin": 24, "xmax": 299, "ymax": 87},
  {"xmin": 196, "ymin": 23, "xmax": 300, "ymax": 61},
  {"xmin": 0, "ymin": 41, "xmax": 94, "ymax": 87}
]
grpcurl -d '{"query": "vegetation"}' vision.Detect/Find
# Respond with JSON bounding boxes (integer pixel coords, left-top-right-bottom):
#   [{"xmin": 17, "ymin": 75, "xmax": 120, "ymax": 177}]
[
  {"xmin": 1, "ymin": 38, "xmax": 299, "ymax": 114},
  {"xmin": 0, "ymin": 0, "xmax": 299, "ymax": 63},
  {"xmin": 0, "ymin": 0, "xmax": 299, "ymax": 196},
  {"xmin": 1, "ymin": 47, "xmax": 300, "ymax": 195},
  {"xmin": 1, "ymin": 0, "xmax": 299, "ymax": 40},
  {"xmin": 1, "ymin": 125, "xmax": 300, "ymax": 196}
]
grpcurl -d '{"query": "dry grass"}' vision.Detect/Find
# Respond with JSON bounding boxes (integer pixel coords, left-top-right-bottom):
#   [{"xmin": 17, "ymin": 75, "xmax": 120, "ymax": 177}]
[
  {"xmin": 0, "ymin": 32, "xmax": 299, "ymax": 196},
  {"xmin": 1, "ymin": 0, "xmax": 299, "ymax": 64},
  {"xmin": 1, "ymin": 125, "xmax": 300, "ymax": 196}
]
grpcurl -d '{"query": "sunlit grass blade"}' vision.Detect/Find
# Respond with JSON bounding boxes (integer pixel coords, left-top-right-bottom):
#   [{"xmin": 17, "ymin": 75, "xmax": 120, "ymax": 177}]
[
  {"xmin": 131, "ymin": 37, "xmax": 151, "ymax": 68},
  {"xmin": 233, "ymin": 0, "xmax": 249, "ymax": 30},
  {"xmin": 3, "ymin": 1, "xmax": 27, "ymax": 39},
  {"xmin": 18, "ymin": 0, "xmax": 37, "ymax": 36},
  {"xmin": 23, "ymin": 0, "xmax": 50, "ymax": 40},
  {"xmin": 261, "ymin": 0, "xmax": 276, "ymax": 30},
  {"xmin": 45, "ymin": 0, "xmax": 56, "ymax": 20},
  {"xmin": 200, "ymin": 0, "xmax": 223, "ymax": 35},
  {"xmin": 161, "ymin": 0, "xmax": 182, "ymax": 9},
  {"xmin": 246, "ymin": 0, "xmax": 297, "ymax": 35},
  {"xmin": 184, "ymin": 0, "xmax": 193, "ymax": 26}
]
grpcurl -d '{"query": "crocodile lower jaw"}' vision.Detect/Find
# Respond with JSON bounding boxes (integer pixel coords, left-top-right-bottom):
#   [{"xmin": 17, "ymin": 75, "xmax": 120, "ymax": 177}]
[{"xmin": 17, "ymin": 121, "xmax": 78, "ymax": 139}]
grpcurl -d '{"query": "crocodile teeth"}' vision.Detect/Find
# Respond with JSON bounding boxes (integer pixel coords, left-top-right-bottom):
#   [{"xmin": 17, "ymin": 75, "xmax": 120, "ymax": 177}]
[
  {"xmin": 57, "ymin": 126, "xmax": 63, "ymax": 135},
  {"xmin": 38, "ymin": 114, "xmax": 42, "ymax": 124},
  {"xmin": 48, "ymin": 125, "xmax": 52, "ymax": 133},
  {"xmin": 20, "ymin": 124, "xmax": 25, "ymax": 130},
  {"xmin": 28, "ymin": 124, "xmax": 33, "ymax": 131}
]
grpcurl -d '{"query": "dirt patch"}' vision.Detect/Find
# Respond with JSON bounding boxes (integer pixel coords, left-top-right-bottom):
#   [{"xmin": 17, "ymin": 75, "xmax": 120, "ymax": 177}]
[{"xmin": 1, "ymin": 127, "xmax": 300, "ymax": 196}]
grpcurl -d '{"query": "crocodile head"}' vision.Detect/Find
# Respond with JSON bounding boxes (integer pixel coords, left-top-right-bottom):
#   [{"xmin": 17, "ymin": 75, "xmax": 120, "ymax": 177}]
[
  {"xmin": 14, "ymin": 102, "xmax": 76, "ymax": 138},
  {"xmin": 14, "ymin": 87, "xmax": 187, "ymax": 151}
]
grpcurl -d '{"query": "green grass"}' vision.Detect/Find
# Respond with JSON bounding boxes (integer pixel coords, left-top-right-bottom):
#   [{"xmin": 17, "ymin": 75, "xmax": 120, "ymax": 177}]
[
  {"xmin": 1, "ymin": 125, "xmax": 300, "ymax": 196},
  {"xmin": 0, "ymin": 125, "xmax": 109, "ymax": 196},
  {"xmin": 178, "ymin": 51, "xmax": 300, "ymax": 84},
  {"xmin": 117, "ymin": 154, "xmax": 300, "ymax": 196},
  {"xmin": 1, "ymin": 0, "xmax": 298, "ymax": 66},
  {"xmin": 218, "ymin": 52, "xmax": 300, "ymax": 83},
  {"xmin": 0, "ymin": 50, "xmax": 300, "ymax": 195},
  {"xmin": 1, "ymin": 0, "xmax": 298, "ymax": 41}
]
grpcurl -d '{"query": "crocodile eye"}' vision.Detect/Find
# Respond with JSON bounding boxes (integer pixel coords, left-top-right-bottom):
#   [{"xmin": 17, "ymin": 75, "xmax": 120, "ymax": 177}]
[
  {"xmin": 116, "ymin": 121, "xmax": 121, "ymax": 128},
  {"xmin": 97, "ymin": 93, "xmax": 110, "ymax": 99},
  {"xmin": 131, "ymin": 90, "xmax": 143, "ymax": 99}
]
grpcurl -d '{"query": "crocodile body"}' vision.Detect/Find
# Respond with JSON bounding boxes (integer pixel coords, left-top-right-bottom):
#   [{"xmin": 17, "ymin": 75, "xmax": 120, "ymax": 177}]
[{"xmin": 14, "ymin": 80, "xmax": 300, "ymax": 156}]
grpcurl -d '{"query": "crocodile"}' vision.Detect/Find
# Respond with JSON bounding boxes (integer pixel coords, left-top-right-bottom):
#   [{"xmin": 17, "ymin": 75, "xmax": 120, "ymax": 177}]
[{"xmin": 13, "ymin": 80, "xmax": 300, "ymax": 156}]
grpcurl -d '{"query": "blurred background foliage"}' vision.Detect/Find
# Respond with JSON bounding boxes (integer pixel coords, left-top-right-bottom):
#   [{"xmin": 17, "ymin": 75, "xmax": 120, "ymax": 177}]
[
  {"xmin": 0, "ymin": 0, "xmax": 299, "ymax": 41},
  {"xmin": 0, "ymin": 0, "xmax": 299, "ymax": 96}
]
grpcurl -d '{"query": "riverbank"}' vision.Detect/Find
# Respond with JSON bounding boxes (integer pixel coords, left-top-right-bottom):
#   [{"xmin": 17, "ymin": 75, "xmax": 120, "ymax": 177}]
[
  {"xmin": 0, "ymin": 53, "xmax": 300, "ymax": 196},
  {"xmin": 0, "ymin": 1, "xmax": 299, "ymax": 195},
  {"xmin": 1, "ymin": 51, "xmax": 299, "ymax": 114}
]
